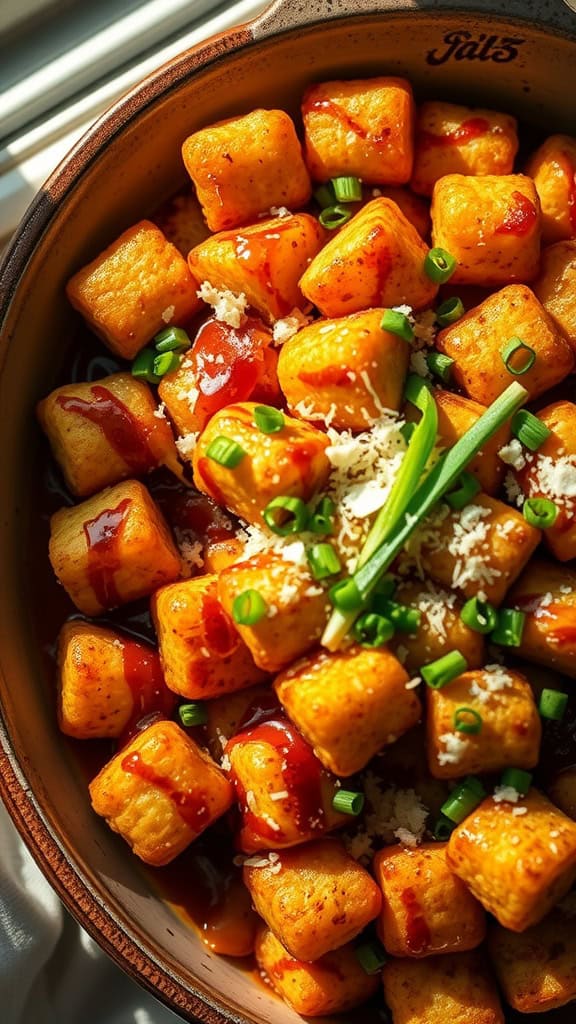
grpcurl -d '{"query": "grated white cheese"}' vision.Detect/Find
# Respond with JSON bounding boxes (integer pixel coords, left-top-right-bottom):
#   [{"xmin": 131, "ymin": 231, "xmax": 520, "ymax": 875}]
[
  {"xmin": 175, "ymin": 432, "xmax": 198, "ymax": 458},
  {"xmin": 530, "ymin": 454, "xmax": 576, "ymax": 514},
  {"xmin": 197, "ymin": 281, "xmax": 248, "ymax": 328},
  {"xmin": 498, "ymin": 439, "xmax": 526, "ymax": 470},
  {"xmin": 405, "ymin": 677, "xmax": 421, "ymax": 690},
  {"xmin": 161, "ymin": 304, "xmax": 175, "ymax": 323},
  {"xmin": 153, "ymin": 401, "xmax": 167, "ymax": 420},
  {"xmin": 272, "ymin": 308, "xmax": 310, "ymax": 345},
  {"xmin": 437, "ymin": 731, "xmax": 468, "ymax": 765},
  {"xmin": 175, "ymin": 530, "xmax": 204, "ymax": 576},
  {"xmin": 409, "ymin": 349, "xmax": 432, "ymax": 380},
  {"xmin": 468, "ymin": 664, "xmax": 513, "ymax": 704},
  {"xmin": 493, "ymin": 785, "xmax": 521, "ymax": 804},
  {"xmin": 504, "ymin": 471, "xmax": 524, "ymax": 507}
]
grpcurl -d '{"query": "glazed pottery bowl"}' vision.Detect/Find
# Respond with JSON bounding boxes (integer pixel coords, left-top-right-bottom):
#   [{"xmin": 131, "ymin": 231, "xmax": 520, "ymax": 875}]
[{"xmin": 0, "ymin": 1, "xmax": 575, "ymax": 1022}]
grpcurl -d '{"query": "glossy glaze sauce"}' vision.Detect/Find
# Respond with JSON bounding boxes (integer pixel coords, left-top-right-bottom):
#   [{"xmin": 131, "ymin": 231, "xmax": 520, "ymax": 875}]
[
  {"xmin": 496, "ymin": 191, "xmax": 538, "ymax": 236},
  {"xmin": 83, "ymin": 497, "xmax": 131, "ymax": 609},
  {"xmin": 400, "ymin": 887, "xmax": 432, "ymax": 954},
  {"xmin": 419, "ymin": 116, "xmax": 492, "ymax": 149},
  {"xmin": 302, "ymin": 94, "xmax": 392, "ymax": 149},
  {"xmin": 119, "ymin": 638, "xmax": 175, "ymax": 743},
  {"xmin": 121, "ymin": 748, "xmax": 211, "ymax": 833},
  {"xmin": 220, "ymin": 220, "xmax": 301, "ymax": 318},
  {"xmin": 56, "ymin": 384, "xmax": 156, "ymax": 472}
]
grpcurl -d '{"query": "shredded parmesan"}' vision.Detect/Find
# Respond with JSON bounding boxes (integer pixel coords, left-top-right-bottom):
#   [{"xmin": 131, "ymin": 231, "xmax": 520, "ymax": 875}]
[
  {"xmin": 272, "ymin": 308, "xmax": 310, "ymax": 345},
  {"xmin": 153, "ymin": 401, "xmax": 166, "ymax": 420},
  {"xmin": 197, "ymin": 281, "xmax": 248, "ymax": 328},
  {"xmin": 468, "ymin": 664, "xmax": 513, "ymax": 704},
  {"xmin": 175, "ymin": 432, "xmax": 198, "ymax": 458},
  {"xmin": 498, "ymin": 439, "xmax": 526, "ymax": 470},
  {"xmin": 437, "ymin": 732, "xmax": 468, "ymax": 766},
  {"xmin": 161, "ymin": 304, "xmax": 175, "ymax": 323},
  {"xmin": 504, "ymin": 471, "xmax": 524, "ymax": 507},
  {"xmin": 530, "ymin": 454, "xmax": 576, "ymax": 514},
  {"xmin": 493, "ymin": 785, "xmax": 521, "ymax": 804}
]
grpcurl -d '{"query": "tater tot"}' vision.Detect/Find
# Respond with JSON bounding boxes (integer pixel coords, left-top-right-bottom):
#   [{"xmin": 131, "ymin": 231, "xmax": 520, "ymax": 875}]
[
  {"xmin": 374, "ymin": 842, "xmax": 486, "ymax": 957},
  {"xmin": 428, "ymin": 389, "xmax": 510, "ymax": 495},
  {"xmin": 57, "ymin": 621, "xmax": 174, "ymax": 739},
  {"xmin": 300, "ymin": 199, "xmax": 439, "ymax": 318},
  {"xmin": 533, "ymin": 240, "xmax": 576, "ymax": 351},
  {"xmin": 435, "ymin": 284, "xmax": 574, "ymax": 405},
  {"xmin": 217, "ymin": 554, "xmax": 329, "ymax": 673},
  {"xmin": 488, "ymin": 908, "xmax": 576, "ymax": 1013},
  {"xmin": 302, "ymin": 77, "xmax": 414, "ymax": 185},
  {"xmin": 188, "ymin": 214, "xmax": 324, "ymax": 323},
  {"xmin": 277, "ymin": 309, "xmax": 409, "ymax": 430},
  {"xmin": 66, "ymin": 220, "xmax": 201, "ymax": 359},
  {"xmin": 426, "ymin": 666, "xmax": 541, "ymax": 779},
  {"xmin": 383, "ymin": 952, "xmax": 505, "ymax": 1024},
  {"xmin": 390, "ymin": 580, "xmax": 484, "ymax": 674},
  {"xmin": 447, "ymin": 790, "xmax": 576, "ymax": 931},
  {"xmin": 509, "ymin": 401, "xmax": 576, "ymax": 562},
  {"xmin": 411, "ymin": 102, "xmax": 518, "ymax": 197},
  {"xmin": 412, "ymin": 494, "xmax": 540, "ymax": 607},
  {"xmin": 89, "ymin": 720, "xmax": 233, "ymax": 865},
  {"xmin": 226, "ymin": 714, "xmax": 345, "ymax": 852},
  {"xmin": 203, "ymin": 683, "xmax": 272, "ymax": 761},
  {"xmin": 274, "ymin": 645, "xmax": 420, "ymax": 777},
  {"xmin": 376, "ymin": 187, "xmax": 431, "ymax": 238},
  {"xmin": 431, "ymin": 174, "xmax": 540, "ymax": 286},
  {"xmin": 151, "ymin": 575, "xmax": 267, "ymax": 700},
  {"xmin": 508, "ymin": 559, "xmax": 576, "ymax": 679},
  {"xmin": 525, "ymin": 133, "xmax": 576, "ymax": 243},
  {"xmin": 191, "ymin": 401, "xmax": 330, "ymax": 526},
  {"xmin": 181, "ymin": 109, "xmax": 311, "ymax": 232},
  {"xmin": 37, "ymin": 372, "xmax": 181, "ymax": 498},
  {"xmin": 255, "ymin": 927, "xmax": 379, "ymax": 1016},
  {"xmin": 152, "ymin": 188, "xmax": 209, "ymax": 256},
  {"xmin": 49, "ymin": 479, "xmax": 181, "ymax": 616},
  {"xmin": 243, "ymin": 838, "xmax": 382, "ymax": 961}
]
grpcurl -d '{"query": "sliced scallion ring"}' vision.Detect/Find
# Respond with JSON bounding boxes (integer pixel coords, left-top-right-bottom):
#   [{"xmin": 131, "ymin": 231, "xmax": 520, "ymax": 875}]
[
  {"xmin": 426, "ymin": 351, "xmax": 455, "ymax": 383},
  {"xmin": 253, "ymin": 405, "xmax": 285, "ymax": 434},
  {"xmin": 441, "ymin": 776, "xmax": 485, "ymax": 824},
  {"xmin": 539, "ymin": 688, "xmax": 569, "ymax": 721},
  {"xmin": 153, "ymin": 351, "xmax": 181, "ymax": 377},
  {"xmin": 490, "ymin": 608, "xmax": 526, "ymax": 647},
  {"xmin": 424, "ymin": 247, "xmax": 457, "ymax": 283},
  {"xmin": 205, "ymin": 436, "xmax": 246, "ymax": 468},
  {"xmin": 332, "ymin": 789, "xmax": 365, "ymax": 815},
  {"xmin": 355, "ymin": 940, "xmax": 387, "ymax": 975},
  {"xmin": 422, "ymin": 650, "xmax": 468, "ymax": 689},
  {"xmin": 307, "ymin": 542, "xmax": 342, "ymax": 580},
  {"xmin": 381, "ymin": 308, "xmax": 415, "ymax": 343},
  {"xmin": 436, "ymin": 296, "xmax": 464, "ymax": 326},
  {"xmin": 131, "ymin": 348, "xmax": 160, "ymax": 384},
  {"xmin": 453, "ymin": 707, "xmax": 483, "ymax": 735},
  {"xmin": 154, "ymin": 326, "xmax": 191, "ymax": 353},
  {"xmin": 263, "ymin": 495, "xmax": 309, "ymax": 536},
  {"xmin": 500, "ymin": 767, "xmax": 532, "ymax": 795},
  {"xmin": 331, "ymin": 176, "xmax": 362, "ymax": 203},
  {"xmin": 319, "ymin": 204, "xmax": 353, "ymax": 230},
  {"xmin": 232, "ymin": 589, "xmax": 268, "ymax": 626},
  {"xmin": 353, "ymin": 612, "xmax": 394, "ymax": 648},
  {"xmin": 314, "ymin": 182, "xmax": 336, "ymax": 209},
  {"xmin": 501, "ymin": 336, "xmax": 536, "ymax": 376},
  {"xmin": 511, "ymin": 409, "xmax": 551, "ymax": 451},
  {"xmin": 523, "ymin": 497, "xmax": 558, "ymax": 529},
  {"xmin": 444, "ymin": 471, "xmax": 481, "ymax": 510},
  {"xmin": 460, "ymin": 596, "xmax": 498, "ymax": 635},
  {"xmin": 308, "ymin": 496, "xmax": 336, "ymax": 535},
  {"xmin": 178, "ymin": 702, "xmax": 208, "ymax": 727}
]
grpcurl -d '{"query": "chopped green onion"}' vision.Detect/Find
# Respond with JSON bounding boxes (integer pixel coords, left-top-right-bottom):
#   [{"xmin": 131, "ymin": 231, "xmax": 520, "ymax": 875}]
[
  {"xmin": 154, "ymin": 326, "xmax": 191, "ymax": 353},
  {"xmin": 400, "ymin": 421, "xmax": 416, "ymax": 444},
  {"xmin": 436, "ymin": 296, "xmax": 465, "ymax": 326},
  {"xmin": 433, "ymin": 815, "xmax": 456, "ymax": 841},
  {"xmin": 373, "ymin": 575, "xmax": 397, "ymax": 599},
  {"xmin": 355, "ymin": 939, "xmax": 387, "ymax": 975},
  {"xmin": 501, "ymin": 336, "xmax": 536, "ymax": 376},
  {"xmin": 511, "ymin": 409, "xmax": 551, "ymax": 451},
  {"xmin": 309, "ymin": 496, "xmax": 336, "ymax": 535},
  {"xmin": 380, "ymin": 308, "xmax": 415, "ymax": 343},
  {"xmin": 372, "ymin": 598, "xmax": 421, "ymax": 633},
  {"xmin": 323, "ymin": 382, "xmax": 529, "ymax": 651},
  {"xmin": 331, "ymin": 176, "xmax": 363, "ymax": 203},
  {"xmin": 232, "ymin": 589, "xmax": 268, "ymax": 626},
  {"xmin": 353, "ymin": 612, "xmax": 394, "ymax": 648},
  {"xmin": 332, "ymin": 789, "xmax": 365, "ymax": 815},
  {"xmin": 131, "ymin": 348, "xmax": 160, "ymax": 384},
  {"xmin": 153, "ymin": 351, "xmax": 181, "ymax": 377},
  {"xmin": 453, "ymin": 707, "xmax": 483, "ymax": 735},
  {"xmin": 444, "ymin": 471, "xmax": 481, "ymax": 510},
  {"xmin": 460, "ymin": 596, "xmax": 498, "ymax": 635},
  {"xmin": 424, "ymin": 247, "xmax": 457, "ymax": 283},
  {"xmin": 523, "ymin": 497, "xmax": 558, "ymax": 529},
  {"xmin": 422, "ymin": 650, "xmax": 468, "ymax": 689},
  {"xmin": 491, "ymin": 608, "xmax": 526, "ymax": 648},
  {"xmin": 319, "ymin": 204, "xmax": 352, "ymax": 230},
  {"xmin": 426, "ymin": 351, "xmax": 455, "ymax": 383},
  {"xmin": 329, "ymin": 577, "xmax": 364, "ymax": 612},
  {"xmin": 314, "ymin": 182, "xmax": 335, "ymax": 209},
  {"xmin": 441, "ymin": 776, "xmax": 486, "ymax": 824},
  {"xmin": 263, "ymin": 495, "xmax": 309, "ymax": 536},
  {"xmin": 206, "ymin": 436, "xmax": 246, "ymax": 468},
  {"xmin": 253, "ymin": 405, "xmax": 285, "ymax": 434},
  {"xmin": 500, "ymin": 768, "xmax": 532, "ymax": 795},
  {"xmin": 179, "ymin": 702, "xmax": 208, "ymax": 727},
  {"xmin": 539, "ymin": 688, "xmax": 569, "ymax": 721},
  {"xmin": 307, "ymin": 542, "xmax": 342, "ymax": 580}
]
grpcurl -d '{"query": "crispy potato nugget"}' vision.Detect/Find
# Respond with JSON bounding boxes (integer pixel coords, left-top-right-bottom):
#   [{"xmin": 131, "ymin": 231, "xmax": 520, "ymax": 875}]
[
  {"xmin": 203, "ymin": 683, "xmax": 272, "ymax": 761},
  {"xmin": 436, "ymin": 285, "xmax": 574, "ymax": 405},
  {"xmin": 274, "ymin": 645, "xmax": 420, "ymax": 777},
  {"xmin": 300, "ymin": 198, "xmax": 439, "ymax": 318},
  {"xmin": 509, "ymin": 559, "xmax": 576, "ymax": 679},
  {"xmin": 57, "ymin": 621, "xmax": 173, "ymax": 739},
  {"xmin": 525, "ymin": 134, "xmax": 576, "ymax": 243},
  {"xmin": 426, "ymin": 667, "xmax": 541, "ymax": 779},
  {"xmin": 151, "ymin": 575, "xmax": 266, "ymax": 700},
  {"xmin": 447, "ymin": 790, "xmax": 576, "ymax": 931},
  {"xmin": 533, "ymin": 240, "xmax": 576, "ymax": 351},
  {"xmin": 188, "ymin": 214, "xmax": 324, "ymax": 323},
  {"xmin": 49, "ymin": 479, "xmax": 181, "ymax": 616},
  {"xmin": 411, "ymin": 102, "xmax": 518, "ymax": 196},
  {"xmin": 218, "ymin": 555, "xmax": 329, "ymax": 673},
  {"xmin": 152, "ymin": 189, "xmax": 210, "ymax": 256},
  {"xmin": 278, "ymin": 309, "xmax": 409, "ymax": 430},
  {"xmin": 415, "ymin": 494, "xmax": 540, "ymax": 607},
  {"xmin": 432, "ymin": 389, "xmax": 510, "ymax": 495},
  {"xmin": 391, "ymin": 581, "xmax": 484, "ymax": 675},
  {"xmin": 383, "ymin": 952, "xmax": 505, "ymax": 1024},
  {"xmin": 66, "ymin": 220, "xmax": 201, "ymax": 359},
  {"xmin": 376, "ymin": 187, "xmax": 431, "ymax": 238},
  {"xmin": 488, "ymin": 908, "xmax": 576, "ymax": 1013},
  {"xmin": 374, "ymin": 842, "xmax": 486, "ymax": 957},
  {"xmin": 302, "ymin": 77, "xmax": 414, "ymax": 185},
  {"xmin": 89, "ymin": 720, "xmax": 233, "ymax": 865},
  {"xmin": 255, "ymin": 927, "xmax": 379, "ymax": 1016},
  {"xmin": 243, "ymin": 838, "xmax": 382, "ymax": 961},
  {"xmin": 192, "ymin": 401, "xmax": 329, "ymax": 526},
  {"xmin": 431, "ymin": 174, "xmax": 540, "ymax": 286},
  {"xmin": 37, "ymin": 372, "xmax": 180, "ymax": 498},
  {"xmin": 226, "ymin": 715, "xmax": 345, "ymax": 853},
  {"xmin": 182, "ymin": 109, "xmax": 311, "ymax": 232}
]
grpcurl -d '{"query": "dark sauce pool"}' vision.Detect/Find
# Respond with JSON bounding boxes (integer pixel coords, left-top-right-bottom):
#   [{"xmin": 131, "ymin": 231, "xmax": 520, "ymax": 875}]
[{"xmin": 29, "ymin": 156, "xmax": 576, "ymax": 1021}]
